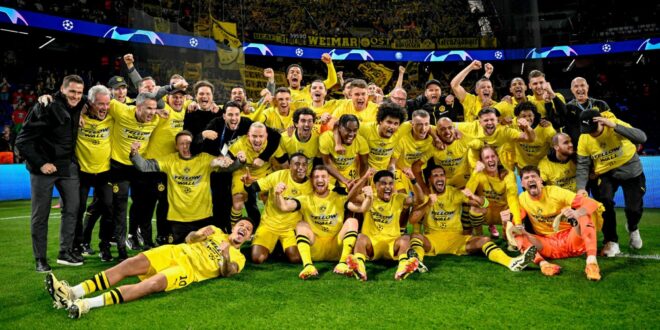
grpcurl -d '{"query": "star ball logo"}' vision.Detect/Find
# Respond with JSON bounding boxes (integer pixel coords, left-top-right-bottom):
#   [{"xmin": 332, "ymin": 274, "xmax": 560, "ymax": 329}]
[
  {"xmin": 189, "ymin": 38, "xmax": 198, "ymax": 47},
  {"xmin": 295, "ymin": 48, "xmax": 304, "ymax": 57},
  {"xmin": 62, "ymin": 20, "xmax": 74, "ymax": 31}
]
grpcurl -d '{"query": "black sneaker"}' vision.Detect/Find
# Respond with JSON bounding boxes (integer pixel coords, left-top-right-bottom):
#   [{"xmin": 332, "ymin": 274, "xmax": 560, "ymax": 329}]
[
  {"xmin": 109, "ymin": 236, "xmax": 118, "ymax": 246},
  {"xmin": 36, "ymin": 258, "xmax": 52, "ymax": 273},
  {"xmin": 99, "ymin": 244, "xmax": 113, "ymax": 262},
  {"xmin": 57, "ymin": 251, "xmax": 83, "ymax": 266},
  {"xmin": 71, "ymin": 248, "xmax": 84, "ymax": 263},
  {"xmin": 117, "ymin": 248, "xmax": 128, "ymax": 262},
  {"xmin": 156, "ymin": 235, "xmax": 173, "ymax": 246},
  {"xmin": 80, "ymin": 243, "xmax": 95, "ymax": 256},
  {"xmin": 126, "ymin": 235, "xmax": 142, "ymax": 251}
]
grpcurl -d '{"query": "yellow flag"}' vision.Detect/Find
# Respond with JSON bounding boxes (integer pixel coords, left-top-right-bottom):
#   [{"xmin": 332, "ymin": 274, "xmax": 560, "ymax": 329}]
[{"xmin": 357, "ymin": 62, "xmax": 394, "ymax": 88}]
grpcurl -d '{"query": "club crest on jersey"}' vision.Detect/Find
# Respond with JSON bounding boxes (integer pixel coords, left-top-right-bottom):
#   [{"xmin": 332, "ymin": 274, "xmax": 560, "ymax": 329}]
[
  {"xmin": 319, "ymin": 205, "xmax": 327, "ymax": 212},
  {"xmin": 157, "ymin": 183, "xmax": 165, "ymax": 192},
  {"xmin": 184, "ymin": 167, "xmax": 190, "ymax": 173}
]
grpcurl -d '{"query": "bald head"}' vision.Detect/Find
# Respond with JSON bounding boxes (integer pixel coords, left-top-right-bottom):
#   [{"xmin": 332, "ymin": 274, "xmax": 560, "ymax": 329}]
[{"xmin": 570, "ymin": 77, "xmax": 589, "ymax": 103}]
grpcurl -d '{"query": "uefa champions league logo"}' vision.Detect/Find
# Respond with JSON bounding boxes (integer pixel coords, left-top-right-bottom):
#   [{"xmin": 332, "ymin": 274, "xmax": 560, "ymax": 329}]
[
  {"xmin": 189, "ymin": 38, "xmax": 198, "ymax": 48},
  {"xmin": 424, "ymin": 50, "xmax": 473, "ymax": 62},
  {"xmin": 103, "ymin": 26, "xmax": 164, "ymax": 45},
  {"xmin": 329, "ymin": 49, "xmax": 374, "ymax": 61},
  {"xmin": 0, "ymin": 6, "xmax": 28, "ymax": 25},
  {"xmin": 637, "ymin": 39, "xmax": 660, "ymax": 51},
  {"xmin": 62, "ymin": 20, "xmax": 74, "ymax": 31},
  {"xmin": 602, "ymin": 44, "xmax": 612, "ymax": 53},
  {"xmin": 243, "ymin": 43, "xmax": 274, "ymax": 56},
  {"xmin": 295, "ymin": 48, "xmax": 304, "ymax": 57},
  {"xmin": 525, "ymin": 46, "xmax": 578, "ymax": 59}
]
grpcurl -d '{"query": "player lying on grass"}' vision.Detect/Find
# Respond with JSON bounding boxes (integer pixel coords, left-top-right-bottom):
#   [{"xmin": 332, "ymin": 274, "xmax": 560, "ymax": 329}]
[
  {"xmin": 510, "ymin": 165, "xmax": 604, "ymax": 281},
  {"xmin": 274, "ymin": 166, "xmax": 374, "ymax": 279},
  {"xmin": 345, "ymin": 169, "xmax": 424, "ymax": 281},
  {"xmin": 45, "ymin": 219, "xmax": 253, "ymax": 319},
  {"xmin": 408, "ymin": 165, "xmax": 536, "ymax": 272}
]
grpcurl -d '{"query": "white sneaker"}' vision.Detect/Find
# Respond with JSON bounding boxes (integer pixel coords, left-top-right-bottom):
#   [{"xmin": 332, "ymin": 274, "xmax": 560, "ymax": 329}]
[
  {"xmin": 67, "ymin": 299, "xmax": 90, "ymax": 319},
  {"xmin": 508, "ymin": 245, "xmax": 537, "ymax": 272},
  {"xmin": 629, "ymin": 229, "xmax": 643, "ymax": 249},
  {"xmin": 601, "ymin": 241, "xmax": 621, "ymax": 257}
]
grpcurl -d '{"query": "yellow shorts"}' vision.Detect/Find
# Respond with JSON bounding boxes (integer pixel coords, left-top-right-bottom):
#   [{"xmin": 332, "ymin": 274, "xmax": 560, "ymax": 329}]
[
  {"xmin": 252, "ymin": 225, "xmax": 297, "ymax": 253},
  {"xmin": 310, "ymin": 234, "xmax": 342, "ymax": 261},
  {"xmin": 369, "ymin": 236, "xmax": 397, "ymax": 261},
  {"xmin": 425, "ymin": 231, "xmax": 471, "ymax": 256},
  {"xmin": 231, "ymin": 169, "xmax": 269, "ymax": 196},
  {"xmin": 139, "ymin": 245, "xmax": 195, "ymax": 292}
]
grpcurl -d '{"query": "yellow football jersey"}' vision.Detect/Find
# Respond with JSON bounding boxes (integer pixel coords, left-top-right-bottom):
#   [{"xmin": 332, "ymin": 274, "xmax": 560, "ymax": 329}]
[
  {"xmin": 156, "ymin": 152, "xmax": 216, "ymax": 222},
  {"xmin": 577, "ymin": 119, "xmax": 638, "ymax": 176},
  {"xmin": 318, "ymin": 130, "xmax": 369, "ymax": 180},
  {"xmin": 538, "ymin": 156, "xmax": 577, "ymax": 191},
  {"xmin": 280, "ymin": 130, "xmax": 320, "ymax": 173},
  {"xmin": 296, "ymin": 191, "xmax": 349, "ymax": 238},
  {"xmin": 331, "ymin": 101, "xmax": 379, "ymax": 125},
  {"xmin": 109, "ymin": 99, "xmax": 159, "ymax": 165},
  {"xmin": 359, "ymin": 121, "xmax": 400, "ymax": 170},
  {"xmin": 76, "ymin": 113, "xmax": 113, "ymax": 174},
  {"xmin": 183, "ymin": 227, "xmax": 246, "ymax": 280},
  {"xmin": 145, "ymin": 104, "xmax": 185, "ymax": 159},
  {"xmin": 263, "ymin": 107, "xmax": 295, "ymax": 133},
  {"xmin": 461, "ymin": 93, "xmax": 511, "ymax": 122},
  {"xmin": 423, "ymin": 185, "xmax": 469, "ymax": 234},
  {"xmin": 289, "ymin": 62, "xmax": 337, "ymax": 105},
  {"xmin": 466, "ymin": 170, "xmax": 521, "ymax": 224},
  {"xmin": 515, "ymin": 124, "xmax": 556, "ymax": 168},
  {"xmin": 257, "ymin": 169, "xmax": 314, "ymax": 232},
  {"xmin": 393, "ymin": 121, "xmax": 435, "ymax": 169},
  {"xmin": 421, "ymin": 137, "xmax": 472, "ymax": 188},
  {"xmin": 362, "ymin": 193, "xmax": 407, "ymax": 240},
  {"xmin": 518, "ymin": 185, "xmax": 577, "ymax": 236},
  {"xmin": 229, "ymin": 136, "xmax": 282, "ymax": 179}
]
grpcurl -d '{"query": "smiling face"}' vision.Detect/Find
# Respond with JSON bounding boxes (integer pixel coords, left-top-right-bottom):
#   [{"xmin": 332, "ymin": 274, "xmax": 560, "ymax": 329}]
[
  {"xmin": 521, "ymin": 170, "xmax": 543, "ymax": 198},
  {"xmin": 61, "ymin": 82, "xmax": 84, "ymax": 108},
  {"xmin": 112, "ymin": 86, "xmax": 127, "ymax": 101},
  {"xmin": 571, "ymin": 78, "xmax": 589, "ymax": 104},
  {"xmin": 529, "ymin": 76, "xmax": 546, "ymax": 98},
  {"xmin": 310, "ymin": 81, "xmax": 326, "ymax": 103},
  {"xmin": 509, "ymin": 78, "xmax": 527, "ymax": 99},
  {"xmin": 351, "ymin": 86, "xmax": 368, "ymax": 111},
  {"xmin": 437, "ymin": 119, "xmax": 455, "ymax": 144},
  {"xmin": 429, "ymin": 167, "xmax": 446, "ymax": 194},
  {"xmin": 276, "ymin": 91, "xmax": 291, "ymax": 115},
  {"xmin": 517, "ymin": 109, "xmax": 535, "ymax": 126},
  {"xmin": 478, "ymin": 112, "xmax": 498, "ymax": 136},
  {"xmin": 339, "ymin": 120, "xmax": 359, "ymax": 145},
  {"xmin": 247, "ymin": 126, "xmax": 267, "ymax": 152},
  {"xmin": 377, "ymin": 116, "xmax": 401, "ymax": 139},
  {"xmin": 480, "ymin": 147, "xmax": 500, "ymax": 174},
  {"xmin": 424, "ymin": 84, "xmax": 441, "ymax": 104},
  {"xmin": 296, "ymin": 113, "xmax": 314, "ymax": 140},
  {"xmin": 375, "ymin": 175, "xmax": 395, "ymax": 202},
  {"xmin": 289, "ymin": 155, "xmax": 309, "ymax": 182},
  {"xmin": 389, "ymin": 89, "xmax": 407, "ymax": 107},
  {"xmin": 231, "ymin": 87, "xmax": 246, "ymax": 103},
  {"xmin": 287, "ymin": 66, "xmax": 302, "ymax": 89},
  {"xmin": 90, "ymin": 93, "xmax": 110, "ymax": 120},
  {"xmin": 223, "ymin": 106, "xmax": 241, "ymax": 131},
  {"xmin": 196, "ymin": 86, "xmax": 214, "ymax": 110},
  {"xmin": 176, "ymin": 134, "xmax": 193, "ymax": 159},
  {"xmin": 311, "ymin": 168, "xmax": 330, "ymax": 195},
  {"xmin": 554, "ymin": 134, "xmax": 574, "ymax": 157},
  {"xmin": 411, "ymin": 114, "xmax": 430, "ymax": 140},
  {"xmin": 476, "ymin": 80, "xmax": 493, "ymax": 100},
  {"xmin": 168, "ymin": 93, "xmax": 186, "ymax": 112},
  {"xmin": 230, "ymin": 220, "xmax": 254, "ymax": 245},
  {"xmin": 139, "ymin": 79, "xmax": 156, "ymax": 93}
]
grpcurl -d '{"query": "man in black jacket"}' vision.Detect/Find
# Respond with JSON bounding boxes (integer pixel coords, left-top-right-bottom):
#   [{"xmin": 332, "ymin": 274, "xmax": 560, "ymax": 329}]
[
  {"xmin": 198, "ymin": 101, "xmax": 281, "ymax": 232},
  {"xmin": 16, "ymin": 75, "xmax": 86, "ymax": 272},
  {"xmin": 406, "ymin": 79, "xmax": 462, "ymax": 124}
]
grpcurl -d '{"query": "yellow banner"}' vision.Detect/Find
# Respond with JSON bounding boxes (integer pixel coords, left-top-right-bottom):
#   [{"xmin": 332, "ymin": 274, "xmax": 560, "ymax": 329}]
[
  {"xmin": 243, "ymin": 65, "xmax": 286, "ymax": 100},
  {"xmin": 357, "ymin": 62, "xmax": 394, "ymax": 88},
  {"xmin": 184, "ymin": 62, "xmax": 202, "ymax": 81},
  {"xmin": 153, "ymin": 17, "xmax": 170, "ymax": 33}
]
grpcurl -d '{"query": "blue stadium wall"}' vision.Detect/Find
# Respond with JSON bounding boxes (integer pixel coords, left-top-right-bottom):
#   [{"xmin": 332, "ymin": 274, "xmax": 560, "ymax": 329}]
[{"xmin": 0, "ymin": 157, "xmax": 658, "ymax": 207}]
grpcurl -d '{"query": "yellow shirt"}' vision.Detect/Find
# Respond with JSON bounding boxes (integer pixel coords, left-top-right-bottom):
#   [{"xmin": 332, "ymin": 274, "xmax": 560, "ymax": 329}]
[
  {"xmin": 461, "ymin": 93, "xmax": 511, "ymax": 122},
  {"xmin": 109, "ymin": 100, "xmax": 159, "ymax": 165},
  {"xmin": 183, "ymin": 227, "xmax": 246, "ymax": 280},
  {"xmin": 466, "ymin": 170, "xmax": 521, "ymax": 224},
  {"xmin": 145, "ymin": 104, "xmax": 185, "ymax": 159},
  {"xmin": 423, "ymin": 185, "xmax": 469, "ymax": 234},
  {"xmin": 318, "ymin": 130, "xmax": 369, "ymax": 180},
  {"xmin": 359, "ymin": 121, "xmax": 400, "ymax": 170},
  {"xmin": 76, "ymin": 113, "xmax": 113, "ymax": 174},
  {"xmin": 538, "ymin": 156, "xmax": 577, "ymax": 191},
  {"xmin": 263, "ymin": 107, "xmax": 295, "ymax": 133},
  {"xmin": 229, "ymin": 136, "xmax": 283, "ymax": 179},
  {"xmin": 393, "ymin": 122, "xmax": 435, "ymax": 169},
  {"xmin": 577, "ymin": 119, "xmax": 637, "ymax": 176},
  {"xmin": 362, "ymin": 193, "xmax": 407, "ymax": 240},
  {"xmin": 279, "ymin": 130, "xmax": 320, "ymax": 173},
  {"xmin": 289, "ymin": 62, "xmax": 337, "ymax": 106},
  {"xmin": 515, "ymin": 124, "xmax": 556, "ymax": 168},
  {"xmin": 331, "ymin": 101, "xmax": 379, "ymax": 125},
  {"xmin": 239, "ymin": 100, "xmax": 268, "ymax": 123},
  {"xmin": 518, "ymin": 185, "xmax": 577, "ymax": 236},
  {"xmin": 296, "ymin": 191, "xmax": 349, "ymax": 238},
  {"xmin": 421, "ymin": 137, "xmax": 472, "ymax": 188},
  {"xmin": 156, "ymin": 152, "xmax": 215, "ymax": 222},
  {"xmin": 257, "ymin": 169, "xmax": 314, "ymax": 232},
  {"xmin": 527, "ymin": 93, "xmax": 565, "ymax": 119},
  {"xmin": 457, "ymin": 121, "xmax": 520, "ymax": 170}
]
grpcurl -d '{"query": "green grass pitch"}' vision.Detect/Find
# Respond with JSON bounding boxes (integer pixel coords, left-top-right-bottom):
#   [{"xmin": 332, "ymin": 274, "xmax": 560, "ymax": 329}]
[{"xmin": 0, "ymin": 199, "xmax": 658, "ymax": 328}]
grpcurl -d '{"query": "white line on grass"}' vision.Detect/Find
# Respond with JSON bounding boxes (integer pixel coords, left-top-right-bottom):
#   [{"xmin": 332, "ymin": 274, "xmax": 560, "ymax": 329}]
[
  {"xmin": 614, "ymin": 253, "xmax": 660, "ymax": 260},
  {"xmin": 0, "ymin": 214, "xmax": 59, "ymax": 220}
]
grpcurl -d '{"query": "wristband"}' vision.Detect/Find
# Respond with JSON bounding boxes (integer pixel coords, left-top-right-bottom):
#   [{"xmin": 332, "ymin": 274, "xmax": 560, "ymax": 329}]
[{"xmin": 481, "ymin": 198, "xmax": 489, "ymax": 208}]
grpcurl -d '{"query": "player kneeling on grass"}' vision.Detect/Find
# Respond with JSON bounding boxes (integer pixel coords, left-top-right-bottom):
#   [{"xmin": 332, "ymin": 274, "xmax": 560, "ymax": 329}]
[
  {"xmin": 45, "ymin": 219, "xmax": 253, "ymax": 319},
  {"xmin": 346, "ymin": 169, "xmax": 425, "ymax": 281},
  {"xmin": 275, "ymin": 166, "xmax": 374, "ymax": 279},
  {"xmin": 510, "ymin": 166, "xmax": 604, "ymax": 281},
  {"xmin": 408, "ymin": 165, "xmax": 536, "ymax": 272}
]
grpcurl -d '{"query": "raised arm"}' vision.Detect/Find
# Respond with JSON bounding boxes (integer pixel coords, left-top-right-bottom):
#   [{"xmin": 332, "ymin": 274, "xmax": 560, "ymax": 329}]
[
  {"xmin": 129, "ymin": 142, "xmax": 161, "ymax": 172},
  {"xmin": 321, "ymin": 53, "xmax": 338, "ymax": 89},
  {"xmin": 450, "ymin": 60, "xmax": 482, "ymax": 102}
]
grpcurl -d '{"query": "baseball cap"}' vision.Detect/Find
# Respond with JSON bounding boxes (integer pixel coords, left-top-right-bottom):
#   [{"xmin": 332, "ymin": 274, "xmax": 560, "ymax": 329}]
[
  {"xmin": 579, "ymin": 110, "xmax": 600, "ymax": 134},
  {"xmin": 107, "ymin": 76, "xmax": 128, "ymax": 89},
  {"xmin": 425, "ymin": 79, "xmax": 441, "ymax": 89},
  {"xmin": 169, "ymin": 88, "xmax": 187, "ymax": 95}
]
